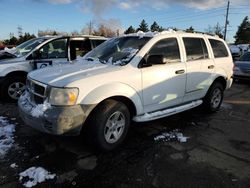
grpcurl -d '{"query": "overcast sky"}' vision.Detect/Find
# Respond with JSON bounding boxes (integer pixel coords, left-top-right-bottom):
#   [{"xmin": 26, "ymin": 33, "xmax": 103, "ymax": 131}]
[{"xmin": 0, "ymin": 0, "xmax": 250, "ymax": 42}]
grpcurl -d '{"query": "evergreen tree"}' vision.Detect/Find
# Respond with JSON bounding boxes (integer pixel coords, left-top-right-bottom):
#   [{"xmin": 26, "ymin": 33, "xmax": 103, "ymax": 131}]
[
  {"xmin": 18, "ymin": 33, "xmax": 36, "ymax": 44},
  {"xmin": 186, "ymin": 26, "xmax": 195, "ymax": 33},
  {"xmin": 158, "ymin": 26, "xmax": 164, "ymax": 32},
  {"xmin": 234, "ymin": 16, "xmax": 250, "ymax": 44},
  {"xmin": 124, "ymin": 26, "xmax": 135, "ymax": 34},
  {"xmin": 137, "ymin": 19, "xmax": 149, "ymax": 32},
  {"xmin": 150, "ymin": 21, "xmax": 160, "ymax": 32}
]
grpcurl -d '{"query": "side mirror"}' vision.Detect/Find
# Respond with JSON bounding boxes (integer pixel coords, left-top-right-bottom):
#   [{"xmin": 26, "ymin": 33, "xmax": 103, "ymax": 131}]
[
  {"xmin": 147, "ymin": 55, "xmax": 167, "ymax": 65},
  {"xmin": 31, "ymin": 50, "xmax": 41, "ymax": 60}
]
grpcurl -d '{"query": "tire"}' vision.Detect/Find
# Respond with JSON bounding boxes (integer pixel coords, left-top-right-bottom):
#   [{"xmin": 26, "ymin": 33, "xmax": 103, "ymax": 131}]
[
  {"xmin": 1, "ymin": 76, "xmax": 26, "ymax": 102},
  {"xmin": 203, "ymin": 82, "xmax": 224, "ymax": 112},
  {"xmin": 87, "ymin": 99, "xmax": 130, "ymax": 152}
]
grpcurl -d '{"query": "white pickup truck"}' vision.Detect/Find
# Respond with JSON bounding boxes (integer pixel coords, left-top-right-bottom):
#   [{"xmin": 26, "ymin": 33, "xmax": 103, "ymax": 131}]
[
  {"xmin": 0, "ymin": 36, "xmax": 106, "ymax": 101},
  {"xmin": 19, "ymin": 31, "xmax": 233, "ymax": 151}
]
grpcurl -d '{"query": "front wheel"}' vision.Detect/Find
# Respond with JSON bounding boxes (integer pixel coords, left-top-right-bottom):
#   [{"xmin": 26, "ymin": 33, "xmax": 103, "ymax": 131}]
[
  {"xmin": 87, "ymin": 99, "xmax": 130, "ymax": 151},
  {"xmin": 203, "ymin": 82, "xmax": 224, "ymax": 112},
  {"xmin": 1, "ymin": 76, "xmax": 26, "ymax": 102}
]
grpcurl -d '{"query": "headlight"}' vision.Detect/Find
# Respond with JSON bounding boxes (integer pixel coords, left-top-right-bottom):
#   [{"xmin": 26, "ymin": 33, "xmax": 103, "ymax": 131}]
[{"xmin": 49, "ymin": 87, "xmax": 79, "ymax": 106}]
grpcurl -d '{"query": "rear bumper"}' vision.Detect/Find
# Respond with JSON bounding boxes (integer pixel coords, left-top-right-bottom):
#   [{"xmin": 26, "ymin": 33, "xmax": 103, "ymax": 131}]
[{"xmin": 233, "ymin": 75, "xmax": 250, "ymax": 81}]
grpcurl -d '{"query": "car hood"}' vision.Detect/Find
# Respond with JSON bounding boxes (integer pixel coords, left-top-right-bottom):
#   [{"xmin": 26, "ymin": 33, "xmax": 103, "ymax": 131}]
[
  {"xmin": 28, "ymin": 60, "xmax": 118, "ymax": 87},
  {"xmin": 0, "ymin": 55, "xmax": 25, "ymax": 64},
  {"xmin": 0, "ymin": 51, "xmax": 17, "ymax": 60}
]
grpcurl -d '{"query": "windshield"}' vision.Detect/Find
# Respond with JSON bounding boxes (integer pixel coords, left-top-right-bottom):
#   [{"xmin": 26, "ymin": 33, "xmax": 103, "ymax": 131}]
[
  {"xmin": 239, "ymin": 52, "xmax": 250, "ymax": 61},
  {"xmin": 13, "ymin": 38, "xmax": 49, "ymax": 57},
  {"xmin": 84, "ymin": 36, "xmax": 151, "ymax": 65}
]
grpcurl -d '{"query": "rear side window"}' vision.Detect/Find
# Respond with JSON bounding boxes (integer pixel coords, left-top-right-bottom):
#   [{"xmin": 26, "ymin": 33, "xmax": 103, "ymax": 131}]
[
  {"xmin": 148, "ymin": 38, "xmax": 181, "ymax": 63},
  {"xmin": 91, "ymin": 39, "xmax": 106, "ymax": 48},
  {"xmin": 70, "ymin": 39, "xmax": 91, "ymax": 60},
  {"xmin": 183, "ymin": 38, "xmax": 208, "ymax": 61},
  {"xmin": 209, "ymin": 39, "xmax": 229, "ymax": 58}
]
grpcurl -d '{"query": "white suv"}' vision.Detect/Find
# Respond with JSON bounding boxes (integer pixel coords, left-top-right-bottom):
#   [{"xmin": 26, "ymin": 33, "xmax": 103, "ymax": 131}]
[
  {"xmin": 0, "ymin": 36, "xmax": 106, "ymax": 101},
  {"xmin": 18, "ymin": 31, "xmax": 233, "ymax": 151}
]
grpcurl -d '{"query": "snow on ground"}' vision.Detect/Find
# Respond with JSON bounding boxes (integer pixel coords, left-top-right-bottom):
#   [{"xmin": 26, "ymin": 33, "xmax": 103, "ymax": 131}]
[
  {"xmin": 0, "ymin": 116, "xmax": 15, "ymax": 159},
  {"xmin": 19, "ymin": 167, "xmax": 56, "ymax": 188},
  {"xmin": 10, "ymin": 163, "xmax": 18, "ymax": 168},
  {"xmin": 154, "ymin": 129, "xmax": 189, "ymax": 143}
]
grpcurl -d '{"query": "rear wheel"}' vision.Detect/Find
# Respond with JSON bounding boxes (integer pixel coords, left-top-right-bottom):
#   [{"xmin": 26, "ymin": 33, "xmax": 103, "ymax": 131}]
[
  {"xmin": 203, "ymin": 82, "xmax": 224, "ymax": 112},
  {"xmin": 1, "ymin": 76, "xmax": 26, "ymax": 102},
  {"xmin": 87, "ymin": 99, "xmax": 130, "ymax": 151}
]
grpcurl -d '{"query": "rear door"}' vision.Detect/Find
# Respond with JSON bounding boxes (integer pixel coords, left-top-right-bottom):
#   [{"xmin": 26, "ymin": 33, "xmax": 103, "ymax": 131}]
[
  {"xmin": 69, "ymin": 38, "xmax": 92, "ymax": 60},
  {"xmin": 182, "ymin": 37, "xmax": 215, "ymax": 102}
]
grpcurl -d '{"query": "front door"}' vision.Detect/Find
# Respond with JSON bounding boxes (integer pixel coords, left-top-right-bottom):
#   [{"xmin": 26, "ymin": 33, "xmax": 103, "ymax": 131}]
[
  {"xmin": 141, "ymin": 37, "xmax": 186, "ymax": 113},
  {"xmin": 34, "ymin": 38, "xmax": 68, "ymax": 69}
]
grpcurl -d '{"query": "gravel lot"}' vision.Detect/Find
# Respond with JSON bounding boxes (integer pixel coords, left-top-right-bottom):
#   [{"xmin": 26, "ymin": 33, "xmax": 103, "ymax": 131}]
[{"xmin": 0, "ymin": 82, "xmax": 250, "ymax": 188}]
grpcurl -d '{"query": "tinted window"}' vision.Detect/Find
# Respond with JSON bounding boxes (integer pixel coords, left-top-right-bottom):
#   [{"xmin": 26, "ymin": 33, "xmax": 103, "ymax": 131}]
[
  {"xmin": 39, "ymin": 38, "xmax": 67, "ymax": 59},
  {"xmin": 70, "ymin": 39, "xmax": 91, "ymax": 60},
  {"xmin": 183, "ymin": 38, "xmax": 208, "ymax": 61},
  {"xmin": 91, "ymin": 39, "xmax": 106, "ymax": 48},
  {"xmin": 239, "ymin": 52, "xmax": 250, "ymax": 61},
  {"xmin": 148, "ymin": 38, "xmax": 181, "ymax": 63},
  {"xmin": 209, "ymin": 39, "xmax": 229, "ymax": 58}
]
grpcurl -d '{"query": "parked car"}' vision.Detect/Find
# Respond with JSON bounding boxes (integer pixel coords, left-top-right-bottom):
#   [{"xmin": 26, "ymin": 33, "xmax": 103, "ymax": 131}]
[
  {"xmin": 229, "ymin": 44, "xmax": 242, "ymax": 60},
  {"xmin": 19, "ymin": 31, "xmax": 233, "ymax": 151},
  {"xmin": 0, "ymin": 35, "xmax": 106, "ymax": 101},
  {"xmin": 233, "ymin": 51, "xmax": 250, "ymax": 81}
]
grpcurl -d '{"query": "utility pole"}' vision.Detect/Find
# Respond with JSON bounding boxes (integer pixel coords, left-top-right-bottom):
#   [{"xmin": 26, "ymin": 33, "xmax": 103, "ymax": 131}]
[
  {"xmin": 89, "ymin": 21, "xmax": 92, "ymax": 35},
  {"xmin": 224, "ymin": 1, "xmax": 230, "ymax": 41}
]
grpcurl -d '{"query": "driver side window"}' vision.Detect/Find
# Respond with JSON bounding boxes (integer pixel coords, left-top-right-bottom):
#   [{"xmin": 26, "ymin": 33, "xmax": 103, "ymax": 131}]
[
  {"xmin": 148, "ymin": 38, "xmax": 181, "ymax": 63},
  {"xmin": 39, "ymin": 38, "xmax": 67, "ymax": 59}
]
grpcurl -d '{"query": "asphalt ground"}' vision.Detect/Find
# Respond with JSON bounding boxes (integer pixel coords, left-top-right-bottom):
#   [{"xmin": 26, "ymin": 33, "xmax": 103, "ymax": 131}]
[{"xmin": 0, "ymin": 81, "xmax": 250, "ymax": 188}]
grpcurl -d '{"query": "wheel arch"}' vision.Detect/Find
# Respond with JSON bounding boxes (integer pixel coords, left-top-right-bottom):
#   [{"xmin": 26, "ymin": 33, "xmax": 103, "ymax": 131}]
[
  {"xmin": 212, "ymin": 76, "xmax": 227, "ymax": 90},
  {"xmin": 6, "ymin": 71, "xmax": 28, "ymax": 78}
]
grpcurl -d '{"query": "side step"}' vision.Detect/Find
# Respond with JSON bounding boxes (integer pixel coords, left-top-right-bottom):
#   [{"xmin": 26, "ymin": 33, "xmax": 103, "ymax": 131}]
[{"xmin": 133, "ymin": 100, "xmax": 203, "ymax": 122}]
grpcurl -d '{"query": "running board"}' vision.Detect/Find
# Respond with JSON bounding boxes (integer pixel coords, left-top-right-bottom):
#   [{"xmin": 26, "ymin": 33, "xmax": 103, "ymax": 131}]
[{"xmin": 133, "ymin": 100, "xmax": 203, "ymax": 122}]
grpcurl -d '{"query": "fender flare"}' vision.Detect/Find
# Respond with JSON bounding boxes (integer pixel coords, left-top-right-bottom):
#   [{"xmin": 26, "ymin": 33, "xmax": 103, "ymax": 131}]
[{"xmin": 80, "ymin": 83, "xmax": 144, "ymax": 115}]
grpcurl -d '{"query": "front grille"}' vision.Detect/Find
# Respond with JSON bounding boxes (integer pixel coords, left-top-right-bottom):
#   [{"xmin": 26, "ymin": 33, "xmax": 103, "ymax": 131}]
[{"xmin": 27, "ymin": 79, "xmax": 48, "ymax": 104}]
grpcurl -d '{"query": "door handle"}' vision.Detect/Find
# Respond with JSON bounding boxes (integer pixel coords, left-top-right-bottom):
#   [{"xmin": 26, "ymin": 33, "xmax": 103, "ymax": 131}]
[
  {"xmin": 175, "ymin": 69, "xmax": 185, "ymax": 74},
  {"xmin": 208, "ymin": 65, "xmax": 215, "ymax": 69}
]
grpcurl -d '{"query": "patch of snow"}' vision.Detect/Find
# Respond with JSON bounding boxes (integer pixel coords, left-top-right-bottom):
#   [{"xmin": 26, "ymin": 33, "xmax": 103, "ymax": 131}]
[
  {"xmin": 0, "ymin": 116, "xmax": 15, "ymax": 159},
  {"xmin": 124, "ymin": 29, "xmax": 177, "ymax": 39},
  {"xmin": 10, "ymin": 163, "xmax": 18, "ymax": 168},
  {"xmin": 154, "ymin": 129, "xmax": 189, "ymax": 143},
  {"xmin": 30, "ymin": 101, "xmax": 51, "ymax": 118},
  {"xmin": 19, "ymin": 92, "xmax": 51, "ymax": 118},
  {"xmin": 19, "ymin": 167, "xmax": 56, "ymax": 188}
]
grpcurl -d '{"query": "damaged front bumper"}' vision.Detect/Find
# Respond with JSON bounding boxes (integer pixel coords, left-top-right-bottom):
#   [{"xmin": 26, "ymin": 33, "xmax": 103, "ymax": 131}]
[{"xmin": 18, "ymin": 94, "xmax": 93, "ymax": 136}]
